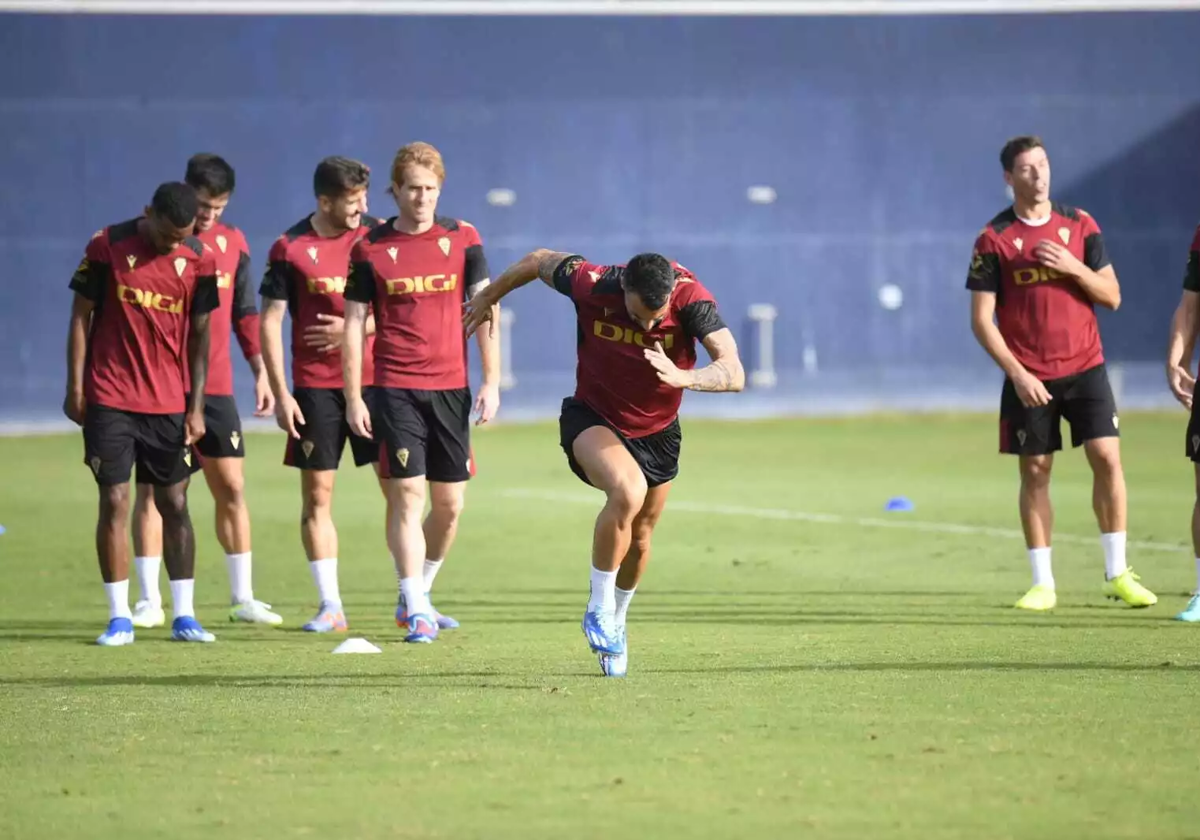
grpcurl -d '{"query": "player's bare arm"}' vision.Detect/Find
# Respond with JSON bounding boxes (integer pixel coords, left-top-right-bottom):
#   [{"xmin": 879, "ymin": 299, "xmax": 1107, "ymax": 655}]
[
  {"xmin": 1167, "ymin": 289, "xmax": 1200, "ymax": 409},
  {"xmin": 1033, "ymin": 240, "xmax": 1121, "ymax": 310},
  {"xmin": 342, "ymin": 300, "xmax": 372, "ymax": 438},
  {"xmin": 186, "ymin": 310, "xmax": 212, "ymax": 446},
  {"xmin": 970, "ymin": 290, "xmax": 1051, "ymax": 408},
  {"xmin": 260, "ymin": 297, "xmax": 304, "ymax": 438},
  {"xmin": 468, "ymin": 274, "xmax": 501, "ymax": 425},
  {"xmin": 643, "ymin": 328, "xmax": 746, "ymax": 392},
  {"xmin": 463, "ymin": 249, "xmax": 575, "ymax": 337},
  {"xmin": 64, "ymin": 293, "xmax": 94, "ymax": 426}
]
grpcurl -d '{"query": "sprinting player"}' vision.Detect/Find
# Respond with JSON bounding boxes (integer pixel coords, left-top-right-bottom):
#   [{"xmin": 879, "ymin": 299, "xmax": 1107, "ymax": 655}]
[
  {"xmin": 65, "ymin": 182, "xmax": 220, "ymax": 645},
  {"xmin": 260, "ymin": 156, "xmax": 384, "ymax": 632},
  {"xmin": 463, "ymin": 249, "xmax": 744, "ymax": 675},
  {"xmin": 131, "ymin": 154, "xmax": 281, "ymax": 628},
  {"xmin": 343, "ymin": 142, "xmax": 500, "ymax": 643},
  {"xmin": 1166, "ymin": 222, "xmax": 1200, "ymax": 620},
  {"xmin": 966, "ymin": 135, "xmax": 1156, "ymax": 611}
]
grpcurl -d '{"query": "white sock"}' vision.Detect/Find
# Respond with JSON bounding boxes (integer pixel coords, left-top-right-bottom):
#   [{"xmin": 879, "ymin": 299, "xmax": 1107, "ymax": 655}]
[
  {"xmin": 1194, "ymin": 558, "xmax": 1200, "ymax": 593},
  {"xmin": 169, "ymin": 578, "xmax": 195, "ymax": 620},
  {"xmin": 104, "ymin": 580, "xmax": 132, "ymax": 620},
  {"xmin": 400, "ymin": 577, "xmax": 431, "ymax": 617},
  {"xmin": 423, "ymin": 558, "xmax": 444, "ymax": 591},
  {"xmin": 587, "ymin": 567, "xmax": 618, "ymax": 614},
  {"xmin": 134, "ymin": 555, "xmax": 162, "ymax": 606},
  {"xmin": 1101, "ymin": 532, "xmax": 1127, "ymax": 580},
  {"xmin": 1029, "ymin": 547, "xmax": 1054, "ymax": 589},
  {"xmin": 226, "ymin": 552, "xmax": 253, "ymax": 605},
  {"xmin": 309, "ymin": 558, "xmax": 341, "ymax": 609},
  {"xmin": 615, "ymin": 586, "xmax": 636, "ymax": 626}
]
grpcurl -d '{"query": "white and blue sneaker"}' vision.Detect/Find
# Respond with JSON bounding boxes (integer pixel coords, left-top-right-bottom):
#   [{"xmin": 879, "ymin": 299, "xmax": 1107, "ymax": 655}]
[
  {"xmin": 96, "ymin": 617, "xmax": 135, "ymax": 646},
  {"xmin": 582, "ymin": 608, "xmax": 623, "ymax": 655},
  {"xmin": 171, "ymin": 616, "xmax": 216, "ymax": 643},
  {"xmin": 1176, "ymin": 594, "xmax": 1200, "ymax": 622},
  {"xmin": 404, "ymin": 613, "xmax": 439, "ymax": 644},
  {"xmin": 397, "ymin": 593, "xmax": 459, "ymax": 631},
  {"xmin": 598, "ymin": 624, "xmax": 628, "ymax": 677}
]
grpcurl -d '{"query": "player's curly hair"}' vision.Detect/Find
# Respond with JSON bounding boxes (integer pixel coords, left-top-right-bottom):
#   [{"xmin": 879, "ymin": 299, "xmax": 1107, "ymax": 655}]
[
  {"xmin": 313, "ymin": 156, "xmax": 370, "ymax": 199},
  {"xmin": 624, "ymin": 253, "xmax": 676, "ymax": 310},
  {"xmin": 151, "ymin": 182, "xmax": 198, "ymax": 227},
  {"xmin": 1000, "ymin": 136, "xmax": 1044, "ymax": 172},
  {"xmin": 391, "ymin": 141, "xmax": 446, "ymax": 188}
]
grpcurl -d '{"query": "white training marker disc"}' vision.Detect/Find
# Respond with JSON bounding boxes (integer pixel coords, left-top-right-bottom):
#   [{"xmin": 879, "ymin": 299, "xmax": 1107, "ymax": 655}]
[
  {"xmin": 486, "ymin": 188, "xmax": 516, "ymax": 207},
  {"xmin": 332, "ymin": 638, "xmax": 382, "ymax": 654},
  {"xmin": 878, "ymin": 284, "xmax": 904, "ymax": 311}
]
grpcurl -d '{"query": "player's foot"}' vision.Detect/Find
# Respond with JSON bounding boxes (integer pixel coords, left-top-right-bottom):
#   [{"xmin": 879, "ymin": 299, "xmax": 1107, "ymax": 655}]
[
  {"xmin": 171, "ymin": 616, "xmax": 216, "ymax": 643},
  {"xmin": 1103, "ymin": 568, "xmax": 1158, "ymax": 608},
  {"xmin": 582, "ymin": 608, "xmax": 624, "ymax": 655},
  {"xmin": 96, "ymin": 617, "xmax": 135, "ymax": 646},
  {"xmin": 1175, "ymin": 594, "xmax": 1200, "ymax": 622},
  {"xmin": 302, "ymin": 602, "xmax": 348, "ymax": 633},
  {"xmin": 403, "ymin": 613, "xmax": 439, "ymax": 644},
  {"xmin": 1014, "ymin": 584, "xmax": 1057, "ymax": 611},
  {"xmin": 130, "ymin": 599, "xmax": 166, "ymax": 629},
  {"xmin": 598, "ymin": 625, "xmax": 628, "ymax": 677},
  {"xmin": 229, "ymin": 600, "xmax": 284, "ymax": 626},
  {"xmin": 396, "ymin": 594, "xmax": 459, "ymax": 630}
]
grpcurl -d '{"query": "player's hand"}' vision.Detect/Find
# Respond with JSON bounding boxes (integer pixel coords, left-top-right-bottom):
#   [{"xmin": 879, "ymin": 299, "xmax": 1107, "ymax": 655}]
[
  {"xmin": 275, "ymin": 392, "xmax": 306, "ymax": 439},
  {"xmin": 1013, "ymin": 371, "xmax": 1053, "ymax": 408},
  {"xmin": 345, "ymin": 396, "xmax": 372, "ymax": 439},
  {"xmin": 463, "ymin": 288, "xmax": 498, "ymax": 339},
  {"xmin": 472, "ymin": 381, "xmax": 500, "ymax": 426},
  {"xmin": 1034, "ymin": 240, "xmax": 1083, "ymax": 275},
  {"xmin": 303, "ymin": 313, "xmax": 345, "ymax": 353},
  {"xmin": 62, "ymin": 390, "xmax": 87, "ymax": 426},
  {"xmin": 1167, "ymin": 363, "xmax": 1196, "ymax": 410},
  {"xmin": 253, "ymin": 374, "xmax": 276, "ymax": 417},
  {"xmin": 185, "ymin": 409, "xmax": 206, "ymax": 446},
  {"xmin": 644, "ymin": 341, "xmax": 691, "ymax": 389}
]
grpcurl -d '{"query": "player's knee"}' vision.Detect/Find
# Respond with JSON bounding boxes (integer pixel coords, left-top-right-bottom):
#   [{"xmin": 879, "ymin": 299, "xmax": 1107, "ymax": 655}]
[
  {"xmin": 1020, "ymin": 457, "xmax": 1053, "ymax": 488},
  {"xmin": 431, "ymin": 490, "xmax": 464, "ymax": 523},
  {"xmin": 215, "ymin": 474, "xmax": 246, "ymax": 510},
  {"xmin": 99, "ymin": 484, "xmax": 131, "ymax": 522},
  {"xmin": 153, "ymin": 484, "xmax": 189, "ymax": 522},
  {"xmin": 607, "ymin": 474, "xmax": 648, "ymax": 522},
  {"xmin": 1087, "ymin": 444, "xmax": 1122, "ymax": 478},
  {"xmin": 301, "ymin": 483, "xmax": 333, "ymax": 519}
]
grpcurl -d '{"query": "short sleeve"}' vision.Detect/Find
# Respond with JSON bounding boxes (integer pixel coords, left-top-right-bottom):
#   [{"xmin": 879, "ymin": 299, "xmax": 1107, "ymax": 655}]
[
  {"xmin": 461, "ymin": 224, "xmax": 490, "ymax": 295},
  {"xmin": 551, "ymin": 255, "xmax": 604, "ymax": 299},
  {"xmin": 231, "ymin": 245, "xmax": 257, "ymax": 319},
  {"xmin": 69, "ymin": 232, "xmax": 111, "ymax": 302},
  {"xmin": 1079, "ymin": 212, "xmax": 1110, "ymax": 271},
  {"xmin": 965, "ymin": 231, "xmax": 1001, "ymax": 293},
  {"xmin": 259, "ymin": 237, "xmax": 294, "ymax": 301},
  {"xmin": 675, "ymin": 280, "xmax": 727, "ymax": 341},
  {"xmin": 345, "ymin": 240, "xmax": 377, "ymax": 304},
  {"xmin": 191, "ymin": 251, "xmax": 220, "ymax": 316},
  {"xmin": 1184, "ymin": 227, "xmax": 1200, "ymax": 292}
]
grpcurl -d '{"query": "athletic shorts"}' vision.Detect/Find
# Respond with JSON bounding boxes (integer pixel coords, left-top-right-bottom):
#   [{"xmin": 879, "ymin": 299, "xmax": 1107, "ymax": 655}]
[
  {"xmin": 83, "ymin": 405, "xmax": 191, "ymax": 487},
  {"xmin": 283, "ymin": 386, "xmax": 379, "ymax": 471},
  {"xmin": 375, "ymin": 387, "xmax": 473, "ymax": 483},
  {"xmin": 999, "ymin": 363, "xmax": 1119, "ymax": 455},
  {"xmin": 190, "ymin": 394, "xmax": 244, "ymax": 462},
  {"xmin": 1184, "ymin": 382, "xmax": 1200, "ymax": 462},
  {"xmin": 558, "ymin": 397, "xmax": 681, "ymax": 488}
]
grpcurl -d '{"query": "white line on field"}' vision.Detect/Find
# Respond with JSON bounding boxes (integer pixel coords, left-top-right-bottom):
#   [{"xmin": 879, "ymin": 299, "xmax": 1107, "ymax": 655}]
[{"xmin": 501, "ymin": 488, "xmax": 1188, "ymax": 553}]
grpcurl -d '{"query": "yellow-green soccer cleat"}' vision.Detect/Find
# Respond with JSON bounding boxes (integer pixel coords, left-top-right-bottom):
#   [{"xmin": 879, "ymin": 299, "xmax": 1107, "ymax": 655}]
[
  {"xmin": 1102, "ymin": 568, "xmax": 1158, "ymax": 608},
  {"xmin": 1014, "ymin": 584, "xmax": 1057, "ymax": 611}
]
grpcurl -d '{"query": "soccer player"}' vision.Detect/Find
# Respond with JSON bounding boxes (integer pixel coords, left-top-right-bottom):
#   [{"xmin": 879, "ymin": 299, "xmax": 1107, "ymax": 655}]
[
  {"xmin": 260, "ymin": 156, "xmax": 384, "ymax": 632},
  {"xmin": 1166, "ymin": 222, "xmax": 1200, "ymax": 620},
  {"xmin": 130, "ymin": 154, "xmax": 281, "ymax": 628},
  {"xmin": 966, "ymin": 135, "xmax": 1156, "ymax": 611},
  {"xmin": 343, "ymin": 142, "xmax": 500, "ymax": 643},
  {"xmin": 463, "ymin": 249, "xmax": 744, "ymax": 676},
  {"xmin": 65, "ymin": 182, "xmax": 220, "ymax": 645}
]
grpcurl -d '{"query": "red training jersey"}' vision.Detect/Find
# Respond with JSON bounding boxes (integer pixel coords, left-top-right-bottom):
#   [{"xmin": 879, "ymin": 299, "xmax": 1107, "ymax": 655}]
[
  {"xmin": 188, "ymin": 221, "xmax": 259, "ymax": 397},
  {"xmin": 69, "ymin": 218, "xmax": 219, "ymax": 415},
  {"xmin": 966, "ymin": 203, "xmax": 1111, "ymax": 381},
  {"xmin": 551, "ymin": 256, "xmax": 727, "ymax": 438},
  {"xmin": 346, "ymin": 216, "xmax": 489, "ymax": 390}
]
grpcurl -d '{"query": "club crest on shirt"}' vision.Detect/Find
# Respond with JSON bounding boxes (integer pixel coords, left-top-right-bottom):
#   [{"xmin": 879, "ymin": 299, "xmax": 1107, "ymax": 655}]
[
  {"xmin": 1058, "ymin": 228, "xmax": 1071, "ymax": 246},
  {"xmin": 127, "ymin": 255, "xmax": 138, "ymax": 269},
  {"xmin": 438, "ymin": 237, "xmax": 451, "ymax": 257},
  {"xmin": 216, "ymin": 235, "xmax": 228, "ymax": 254},
  {"xmin": 588, "ymin": 270, "xmax": 602, "ymax": 283},
  {"xmin": 387, "ymin": 247, "xmax": 398, "ymax": 263},
  {"xmin": 396, "ymin": 448, "xmax": 410, "ymax": 468},
  {"xmin": 307, "ymin": 246, "xmax": 319, "ymax": 264},
  {"xmin": 1013, "ymin": 238, "xmax": 1023, "ymax": 253},
  {"xmin": 174, "ymin": 257, "xmax": 187, "ymax": 277}
]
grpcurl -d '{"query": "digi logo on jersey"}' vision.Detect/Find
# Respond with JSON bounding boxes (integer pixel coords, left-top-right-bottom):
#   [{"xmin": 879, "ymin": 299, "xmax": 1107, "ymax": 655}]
[
  {"xmin": 307, "ymin": 276, "xmax": 347, "ymax": 295},
  {"xmin": 1012, "ymin": 267, "xmax": 1065, "ymax": 286},
  {"xmin": 117, "ymin": 283, "xmax": 184, "ymax": 314},
  {"xmin": 593, "ymin": 321, "xmax": 675, "ymax": 349},
  {"xmin": 385, "ymin": 274, "xmax": 459, "ymax": 296}
]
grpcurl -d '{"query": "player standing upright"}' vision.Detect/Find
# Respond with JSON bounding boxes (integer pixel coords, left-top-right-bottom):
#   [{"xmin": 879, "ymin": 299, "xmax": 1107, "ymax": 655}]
[
  {"xmin": 463, "ymin": 249, "xmax": 743, "ymax": 675},
  {"xmin": 260, "ymin": 156, "xmax": 383, "ymax": 632},
  {"xmin": 343, "ymin": 142, "xmax": 500, "ymax": 643},
  {"xmin": 966, "ymin": 135, "xmax": 1156, "ymax": 611},
  {"xmin": 131, "ymin": 154, "xmax": 281, "ymax": 628},
  {"xmin": 65, "ymin": 182, "xmax": 220, "ymax": 645},
  {"xmin": 1165, "ymin": 222, "xmax": 1200, "ymax": 620}
]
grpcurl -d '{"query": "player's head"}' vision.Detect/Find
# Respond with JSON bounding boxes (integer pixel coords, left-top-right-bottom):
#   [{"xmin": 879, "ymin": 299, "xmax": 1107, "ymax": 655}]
[
  {"xmin": 1001, "ymin": 136, "xmax": 1050, "ymax": 205},
  {"xmin": 313, "ymin": 156, "xmax": 370, "ymax": 232},
  {"xmin": 185, "ymin": 153, "xmax": 236, "ymax": 233},
  {"xmin": 622, "ymin": 253, "xmax": 676, "ymax": 330},
  {"xmin": 144, "ymin": 182, "xmax": 198, "ymax": 255},
  {"xmin": 390, "ymin": 142, "xmax": 445, "ymax": 227}
]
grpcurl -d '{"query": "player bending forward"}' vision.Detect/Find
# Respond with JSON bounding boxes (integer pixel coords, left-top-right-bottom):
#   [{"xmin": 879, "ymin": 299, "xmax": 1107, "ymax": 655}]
[{"xmin": 465, "ymin": 250, "xmax": 744, "ymax": 676}]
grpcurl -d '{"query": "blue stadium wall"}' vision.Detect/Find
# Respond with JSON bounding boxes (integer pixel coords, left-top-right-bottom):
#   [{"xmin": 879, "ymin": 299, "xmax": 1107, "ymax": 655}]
[{"xmin": 2, "ymin": 12, "xmax": 1199, "ymax": 423}]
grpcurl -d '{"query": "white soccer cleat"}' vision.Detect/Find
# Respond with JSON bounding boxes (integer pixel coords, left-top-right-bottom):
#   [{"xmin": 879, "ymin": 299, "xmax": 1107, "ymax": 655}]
[
  {"xmin": 131, "ymin": 599, "xmax": 166, "ymax": 629},
  {"xmin": 598, "ymin": 625, "xmax": 628, "ymax": 677},
  {"xmin": 97, "ymin": 617, "xmax": 135, "ymax": 646},
  {"xmin": 229, "ymin": 600, "xmax": 284, "ymax": 626}
]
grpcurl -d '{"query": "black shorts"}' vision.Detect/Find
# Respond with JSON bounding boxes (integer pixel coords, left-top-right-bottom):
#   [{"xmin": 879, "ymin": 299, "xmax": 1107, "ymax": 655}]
[
  {"xmin": 83, "ymin": 406, "xmax": 191, "ymax": 487},
  {"xmin": 999, "ymin": 363, "xmax": 1119, "ymax": 455},
  {"xmin": 376, "ymin": 387, "xmax": 472, "ymax": 483},
  {"xmin": 191, "ymin": 394, "xmax": 244, "ymax": 461},
  {"xmin": 1184, "ymin": 384, "xmax": 1200, "ymax": 462},
  {"xmin": 283, "ymin": 387, "xmax": 379, "ymax": 471},
  {"xmin": 559, "ymin": 397, "xmax": 681, "ymax": 488}
]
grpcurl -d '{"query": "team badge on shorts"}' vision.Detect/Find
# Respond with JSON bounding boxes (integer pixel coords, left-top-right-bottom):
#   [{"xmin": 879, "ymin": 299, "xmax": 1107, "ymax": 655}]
[
  {"xmin": 1016, "ymin": 429, "xmax": 1027, "ymax": 447},
  {"xmin": 1193, "ymin": 435, "xmax": 1200, "ymax": 455},
  {"xmin": 183, "ymin": 449, "xmax": 192, "ymax": 467},
  {"xmin": 396, "ymin": 448, "xmax": 410, "ymax": 468},
  {"xmin": 1112, "ymin": 414, "xmax": 1119, "ymax": 430},
  {"xmin": 89, "ymin": 456, "xmax": 102, "ymax": 477},
  {"xmin": 231, "ymin": 431, "xmax": 241, "ymax": 450},
  {"xmin": 301, "ymin": 440, "xmax": 315, "ymax": 458}
]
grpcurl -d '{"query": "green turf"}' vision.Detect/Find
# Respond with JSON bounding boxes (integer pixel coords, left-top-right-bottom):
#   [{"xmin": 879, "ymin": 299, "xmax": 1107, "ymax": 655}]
[{"xmin": 2, "ymin": 412, "xmax": 1200, "ymax": 840}]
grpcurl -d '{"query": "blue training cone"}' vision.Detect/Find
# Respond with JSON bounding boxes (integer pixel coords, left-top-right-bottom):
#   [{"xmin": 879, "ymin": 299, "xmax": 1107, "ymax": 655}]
[
  {"xmin": 0, "ymin": 524, "xmax": 6, "ymax": 535},
  {"xmin": 884, "ymin": 497, "xmax": 914, "ymax": 513}
]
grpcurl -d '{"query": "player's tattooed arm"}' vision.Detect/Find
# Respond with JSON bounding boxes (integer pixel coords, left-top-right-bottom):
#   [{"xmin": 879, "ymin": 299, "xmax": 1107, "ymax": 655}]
[
  {"xmin": 534, "ymin": 250, "xmax": 576, "ymax": 287},
  {"xmin": 464, "ymin": 249, "xmax": 576, "ymax": 338},
  {"xmin": 689, "ymin": 328, "xmax": 745, "ymax": 392}
]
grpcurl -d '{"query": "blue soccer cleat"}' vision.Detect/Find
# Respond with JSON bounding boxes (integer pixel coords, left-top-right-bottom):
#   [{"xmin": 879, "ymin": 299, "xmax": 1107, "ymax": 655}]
[
  {"xmin": 598, "ymin": 625, "xmax": 628, "ymax": 677},
  {"xmin": 1176, "ymin": 594, "xmax": 1200, "ymax": 622},
  {"xmin": 403, "ymin": 612, "xmax": 439, "ymax": 644},
  {"xmin": 171, "ymin": 616, "xmax": 216, "ymax": 643},
  {"xmin": 302, "ymin": 603, "xmax": 348, "ymax": 633},
  {"xmin": 96, "ymin": 617, "xmax": 135, "ymax": 647},
  {"xmin": 582, "ymin": 609, "xmax": 624, "ymax": 655},
  {"xmin": 396, "ymin": 594, "xmax": 459, "ymax": 630}
]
